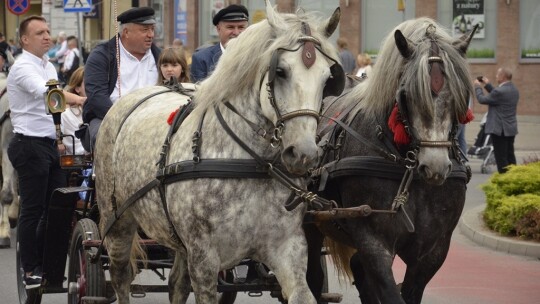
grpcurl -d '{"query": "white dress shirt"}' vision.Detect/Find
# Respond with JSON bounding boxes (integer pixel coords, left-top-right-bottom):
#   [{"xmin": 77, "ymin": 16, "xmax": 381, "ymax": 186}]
[
  {"xmin": 7, "ymin": 50, "xmax": 57, "ymax": 139},
  {"xmin": 110, "ymin": 40, "xmax": 158, "ymax": 103}
]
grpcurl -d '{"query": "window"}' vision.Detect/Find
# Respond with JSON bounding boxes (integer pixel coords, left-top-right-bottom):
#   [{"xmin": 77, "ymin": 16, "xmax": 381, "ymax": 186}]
[
  {"xmin": 438, "ymin": 0, "xmax": 497, "ymax": 62},
  {"xmin": 362, "ymin": 0, "xmax": 416, "ymax": 57},
  {"xmin": 520, "ymin": 0, "xmax": 540, "ymax": 62}
]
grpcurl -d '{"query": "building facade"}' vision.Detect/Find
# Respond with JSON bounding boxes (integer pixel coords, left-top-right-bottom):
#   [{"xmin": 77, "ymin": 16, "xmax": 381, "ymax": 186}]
[{"xmin": 1, "ymin": 0, "xmax": 538, "ymax": 115}]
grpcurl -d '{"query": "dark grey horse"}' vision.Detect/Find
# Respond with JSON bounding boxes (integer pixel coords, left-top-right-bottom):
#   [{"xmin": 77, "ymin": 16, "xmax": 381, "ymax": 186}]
[{"xmin": 306, "ymin": 18, "xmax": 476, "ymax": 304}]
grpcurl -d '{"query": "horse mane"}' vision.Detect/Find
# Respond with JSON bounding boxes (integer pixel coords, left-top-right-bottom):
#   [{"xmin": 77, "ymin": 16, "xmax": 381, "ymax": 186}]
[
  {"xmin": 348, "ymin": 17, "xmax": 472, "ymax": 123},
  {"xmin": 193, "ymin": 11, "xmax": 339, "ymax": 112}
]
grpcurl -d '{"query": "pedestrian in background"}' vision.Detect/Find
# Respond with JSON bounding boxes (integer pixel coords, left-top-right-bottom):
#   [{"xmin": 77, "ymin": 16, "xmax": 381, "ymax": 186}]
[
  {"xmin": 60, "ymin": 35, "xmax": 80, "ymax": 83},
  {"xmin": 82, "ymin": 7, "xmax": 161, "ymax": 151},
  {"xmin": 52, "ymin": 31, "xmax": 68, "ymax": 82},
  {"xmin": 190, "ymin": 4, "xmax": 249, "ymax": 82},
  {"xmin": 337, "ymin": 37, "xmax": 355, "ymax": 74},
  {"xmin": 7, "ymin": 15, "xmax": 86, "ymax": 289},
  {"xmin": 355, "ymin": 53, "xmax": 372, "ymax": 78},
  {"xmin": 474, "ymin": 67, "xmax": 519, "ymax": 173}
]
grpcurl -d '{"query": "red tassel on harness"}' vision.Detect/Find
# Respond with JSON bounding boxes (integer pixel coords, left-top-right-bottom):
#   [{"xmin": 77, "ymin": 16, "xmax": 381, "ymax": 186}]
[
  {"xmin": 459, "ymin": 108, "xmax": 474, "ymax": 124},
  {"xmin": 388, "ymin": 104, "xmax": 411, "ymax": 146},
  {"xmin": 167, "ymin": 109, "xmax": 179, "ymax": 125}
]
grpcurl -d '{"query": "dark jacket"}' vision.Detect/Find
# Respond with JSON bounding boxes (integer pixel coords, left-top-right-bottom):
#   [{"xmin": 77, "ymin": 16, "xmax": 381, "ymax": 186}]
[
  {"xmin": 475, "ymin": 82, "xmax": 519, "ymax": 137},
  {"xmin": 83, "ymin": 36, "xmax": 161, "ymax": 123},
  {"xmin": 190, "ymin": 43, "xmax": 222, "ymax": 83}
]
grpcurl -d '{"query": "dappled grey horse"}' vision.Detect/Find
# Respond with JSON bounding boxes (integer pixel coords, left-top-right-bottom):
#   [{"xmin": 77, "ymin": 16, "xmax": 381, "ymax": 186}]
[
  {"xmin": 0, "ymin": 75, "xmax": 19, "ymax": 248},
  {"xmin": 94, "ymin": 1, "xmax": 344, "ymax": 303}
]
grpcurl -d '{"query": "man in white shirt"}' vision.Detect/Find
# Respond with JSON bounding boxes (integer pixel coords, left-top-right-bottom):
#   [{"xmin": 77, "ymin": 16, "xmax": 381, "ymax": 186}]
[
  {"xmin": 82, "ymin": 7, "xmax": 161, "ymax": 151},
  {"xmin": 7, "ymin": 15, "xmax": 86, "ymax": 289}
]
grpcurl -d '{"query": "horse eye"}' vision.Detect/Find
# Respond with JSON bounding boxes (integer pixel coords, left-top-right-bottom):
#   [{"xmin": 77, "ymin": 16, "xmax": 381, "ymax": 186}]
[{"xmin": 275, "ymin": 67, "xmax": 287, "ymax": 78}]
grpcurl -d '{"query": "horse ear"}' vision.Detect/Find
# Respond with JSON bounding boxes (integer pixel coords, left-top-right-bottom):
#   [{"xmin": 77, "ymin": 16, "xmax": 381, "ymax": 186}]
[
  {"xmin": 265, "ymin": 0, "xmax": 281, "ymax": 32},
  {"xmin": 319, "ymin": 7, "xmax": 341, "ymax": 38},
  {"xmin": 453, "ymin": 24, "xmax": 479, "ymax": 56},
  {"xmin": 394, "ymin": 30, "xmax": 412, "ymax": 59}
]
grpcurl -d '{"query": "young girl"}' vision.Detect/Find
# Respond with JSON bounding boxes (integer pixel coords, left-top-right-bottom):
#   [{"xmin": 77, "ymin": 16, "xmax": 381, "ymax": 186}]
[
  {"xmin": 62, "ymin": 66, "xmax": 86, "ymax": 155},
  {"xmin": 157, "ymin": 47, "xmax": 190, "ymax": 84}
]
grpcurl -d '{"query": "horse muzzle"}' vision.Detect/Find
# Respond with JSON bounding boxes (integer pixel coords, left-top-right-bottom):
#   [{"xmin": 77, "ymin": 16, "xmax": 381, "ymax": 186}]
[{"xmin": 281, "ymin": 139, "xmax": 319, "ymax": 176}]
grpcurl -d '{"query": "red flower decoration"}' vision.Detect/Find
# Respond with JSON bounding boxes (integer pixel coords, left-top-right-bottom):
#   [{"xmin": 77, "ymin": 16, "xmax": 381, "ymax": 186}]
[
  {"xmin": 167, "ymin": 109, "xmax": 179, "ymax": 125},
  {"xmin": 387, "ymin": 104, "xmax": 411, "ymax": 146}
]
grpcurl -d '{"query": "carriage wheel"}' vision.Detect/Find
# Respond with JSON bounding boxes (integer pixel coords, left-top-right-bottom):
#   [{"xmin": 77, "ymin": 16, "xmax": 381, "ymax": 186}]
[
  {"xmin": 217, "ymin": 269, "xmax": 237, "ymax": 304},
  {"xmin": 16, "ymin": 226, "xmax": 43, "ymax": 304},
  {"xmin": 67, "ymin": 218, "xmax": 106, "ymax": 304}
]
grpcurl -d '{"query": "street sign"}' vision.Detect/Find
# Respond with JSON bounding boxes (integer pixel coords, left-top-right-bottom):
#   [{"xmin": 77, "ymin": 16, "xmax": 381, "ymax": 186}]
[
  {"xmin": 64, "ymin": 0, "xmax": 92, "ymax": 13},
  {"xmin": 7, "ymin": 0, "xmax": 31, "ymax": 15}
]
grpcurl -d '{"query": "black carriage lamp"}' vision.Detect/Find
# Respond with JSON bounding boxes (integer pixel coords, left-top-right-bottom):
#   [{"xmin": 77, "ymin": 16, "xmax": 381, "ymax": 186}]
[{"xmin": 45, "ymin": 79, "xmax": 66, "ymax": 146}]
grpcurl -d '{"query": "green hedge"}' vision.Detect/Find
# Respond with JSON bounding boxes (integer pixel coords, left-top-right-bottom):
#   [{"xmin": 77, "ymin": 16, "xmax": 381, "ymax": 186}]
[{"xmin": 482, "ymin": 161, "xmax": 540, "ymax": 241}]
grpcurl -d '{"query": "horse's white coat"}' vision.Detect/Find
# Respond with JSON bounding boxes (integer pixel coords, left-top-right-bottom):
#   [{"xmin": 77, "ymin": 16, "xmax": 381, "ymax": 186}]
[
  {"xmin": 94, "ymin": 2, "xmax": 340, "ymax": 303},
  {"xmin": 0, "ymin": 74, "xmax": 19, "ymax": 248}
]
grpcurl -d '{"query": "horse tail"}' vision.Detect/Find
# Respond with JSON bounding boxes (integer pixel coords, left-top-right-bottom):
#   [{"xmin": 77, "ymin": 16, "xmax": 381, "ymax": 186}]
[
  {"xmin": 130, "ymin": 233, "xmax": 148, "ymax": 277},
  {"xmin": 325, "ymin": 237, "xmax": 356, "ymax": 283}
]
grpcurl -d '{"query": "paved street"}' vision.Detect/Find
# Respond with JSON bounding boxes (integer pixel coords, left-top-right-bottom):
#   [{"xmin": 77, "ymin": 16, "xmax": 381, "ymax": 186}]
[{"xmin": 0, "ymin": 116, "xmax": 539, "ymax": 303}]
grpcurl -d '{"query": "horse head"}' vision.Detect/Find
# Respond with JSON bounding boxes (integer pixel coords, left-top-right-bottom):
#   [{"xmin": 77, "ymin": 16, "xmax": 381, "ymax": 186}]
[
  {"xmin": 390, "ymin": 19, "xmax": 475, "ymax": 185},
  {"xmin": 262, "ymin": 2, "xmax": 344, "ymax": 175}
]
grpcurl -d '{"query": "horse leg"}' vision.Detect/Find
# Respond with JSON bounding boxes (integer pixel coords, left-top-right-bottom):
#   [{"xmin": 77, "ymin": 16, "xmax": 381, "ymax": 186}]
[
  {"xmin": 399, "ymin": 236, "xmax": 452, "ymax": 304},
  {"xmin": 7, "ymin": 194, "xmax": 18, "ymax": 228},
  {"xmin": 0, "ymin": 203, "xmax": 10, "ymax": 248},
  {"xmin": 304, "ymin": 223, "xmax": 325, "ymax": 301},
  {"xmin": 106, "ymin": 221, "xmax": 138, "ymax": 304},
  {"xmin": 350, "ymin": 253, "xmax": 380, "ymax": 304},
  {"xmin": 186, "ymin": 241, "xmax": 220, "ymax": 303},
  {"xmin": 168, "ymin": 247, "xmax": 191, "ymax": 304},
  {"xmin": 353, "ymin": 239, "xmax": 405, "ymax": 304},
  {"xmin": 264, "ymin": 233, "xmax": 317, "ymax": 304}
]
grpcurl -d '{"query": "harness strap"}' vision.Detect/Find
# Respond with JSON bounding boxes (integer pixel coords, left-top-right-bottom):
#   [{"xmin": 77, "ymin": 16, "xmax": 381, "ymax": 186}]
[
  {"xmin": 0, "ymin": 109, "xmax": 10, "ymax": 126},
  {"xmin": 0, "ymin": 87, "xmax": 7, "ymax": 100},
  {"xmin": 321, "ymin": 113, "xmax": 414, "ymax": 167},
  {"xmin": 215, "ymin": 104, "xmax": 335, "ymax": 211},
  {"xmin": 92, "ymin": 178, "xmax": 161, "ymax": 263}
]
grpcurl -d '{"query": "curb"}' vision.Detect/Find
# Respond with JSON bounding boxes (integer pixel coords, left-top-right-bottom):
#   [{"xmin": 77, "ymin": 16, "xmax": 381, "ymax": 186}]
[{"xmin": 459, "ymin": 205, "xmax": 540, "ymax": 258}]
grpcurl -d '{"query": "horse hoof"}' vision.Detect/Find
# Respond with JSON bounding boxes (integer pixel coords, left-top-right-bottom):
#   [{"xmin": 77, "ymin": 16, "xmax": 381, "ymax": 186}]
[
  {"xmin": 0, "ymin": 237, "xmax": 10, "ymax": 248},
  {"xmin": 9, "ymin": 218, "xmax": 17, "ymax": 229}
]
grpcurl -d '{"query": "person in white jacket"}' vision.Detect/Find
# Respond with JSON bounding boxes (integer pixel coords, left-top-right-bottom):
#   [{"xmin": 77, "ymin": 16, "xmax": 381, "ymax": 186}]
[{"xmin": 61, "ymin": 36, "xmax": 80, "ymax": 83}]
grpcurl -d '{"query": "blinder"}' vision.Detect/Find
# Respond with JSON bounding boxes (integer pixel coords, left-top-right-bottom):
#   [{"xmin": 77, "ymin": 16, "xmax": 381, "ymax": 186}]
[{"xmin": 323, "ymin": 62, "xmax": 346, "ymax": 98}]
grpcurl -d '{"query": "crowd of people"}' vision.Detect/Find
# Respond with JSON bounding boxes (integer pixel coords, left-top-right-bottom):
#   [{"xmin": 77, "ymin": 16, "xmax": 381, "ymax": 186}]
[{"xmin": 1, "ymin": 4, "xmax": 520, "ymax": 291}]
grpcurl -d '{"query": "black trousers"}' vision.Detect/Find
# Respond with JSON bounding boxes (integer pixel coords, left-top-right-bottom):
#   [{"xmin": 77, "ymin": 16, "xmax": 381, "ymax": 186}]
[
  {"xmin": 8, "ymin": 134, "xmax": 67, "ymax": 273},
  {"xmin": 491, "ymin": 134, "xmax": 516, "ymax": 173}
]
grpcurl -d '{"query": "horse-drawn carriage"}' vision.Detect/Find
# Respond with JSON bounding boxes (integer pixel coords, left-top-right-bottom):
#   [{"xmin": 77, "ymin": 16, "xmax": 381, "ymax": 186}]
[{"xmin": 9, "ymin": 1, "xmax": 479, "ymax": 303}]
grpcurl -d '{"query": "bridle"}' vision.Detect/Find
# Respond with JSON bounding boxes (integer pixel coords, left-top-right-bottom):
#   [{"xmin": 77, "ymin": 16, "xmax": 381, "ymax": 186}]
[
  {"xmin": 395, "ymin": 29, "xmax": 454, "ymax": 151},
  {"xmin": 262, "ymin": 22, "xmax": 344, "ymax": 147}
]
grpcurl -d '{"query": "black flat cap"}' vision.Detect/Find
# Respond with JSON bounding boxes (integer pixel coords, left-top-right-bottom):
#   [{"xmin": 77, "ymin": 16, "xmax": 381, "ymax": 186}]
[
  {"xmin": 212, "ymin": 4, "xmax": 249, "ymax": 26},
  {"xmin": 117, "ymin": 7, "xmax": 156, "ymax": 25}
]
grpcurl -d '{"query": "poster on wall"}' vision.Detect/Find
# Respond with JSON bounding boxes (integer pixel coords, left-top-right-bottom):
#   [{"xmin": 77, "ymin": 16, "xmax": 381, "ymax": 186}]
[
  {"xmin": 452, "ymin": 0, "xmax": 484, "ymax": 38},
  {"xmin": 174, "ymin": 0, "xmax": 188, "ymax": 45}
]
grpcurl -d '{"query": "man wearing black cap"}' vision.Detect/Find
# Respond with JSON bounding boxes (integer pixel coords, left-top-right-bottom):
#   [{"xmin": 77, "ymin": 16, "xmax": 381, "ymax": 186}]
[
  {"xmin": 82, "ymin": 7, "xmax": 161, "ymax": 151},
  {"xmin": 190, "ymin": 4, "xmax": 249, "ymax": 82}
]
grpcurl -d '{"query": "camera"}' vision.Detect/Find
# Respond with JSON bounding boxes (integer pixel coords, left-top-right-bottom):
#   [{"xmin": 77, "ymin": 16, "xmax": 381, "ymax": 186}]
[{"xmin": 477, "ymin": 76, "xmax": 484, "ymax": 82}]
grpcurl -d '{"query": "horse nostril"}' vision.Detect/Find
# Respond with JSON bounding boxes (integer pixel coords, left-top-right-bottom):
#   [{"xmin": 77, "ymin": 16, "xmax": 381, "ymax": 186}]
[
  {"xmin": 282, "ymin": 145, "xmax": 297, "ymax": 163},
  {"xmin": 418, "ymin": 164, "xmax": 430, "ymax": 178}
]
